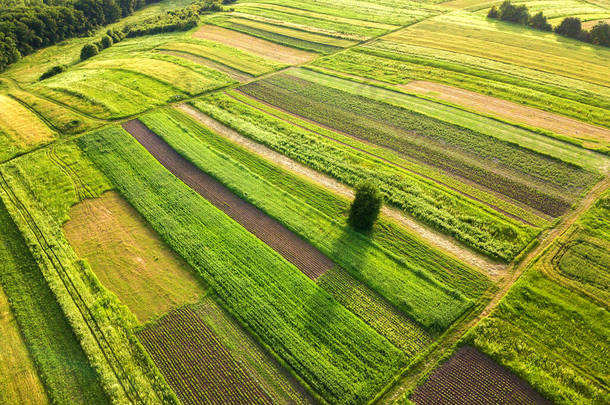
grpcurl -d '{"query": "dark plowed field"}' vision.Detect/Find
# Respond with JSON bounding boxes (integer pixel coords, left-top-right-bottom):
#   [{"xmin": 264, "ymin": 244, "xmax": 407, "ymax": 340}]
[
  {"xmin": 122, "ymin": 119, "xmax": 334, "ymax": 279},
  {"xmin": 138, "ymin": 306, "xmax": 272, "ymax": 405},
  {"xmin": 411, "ymin": 346, "xmax": 551, "ymax": 405}
]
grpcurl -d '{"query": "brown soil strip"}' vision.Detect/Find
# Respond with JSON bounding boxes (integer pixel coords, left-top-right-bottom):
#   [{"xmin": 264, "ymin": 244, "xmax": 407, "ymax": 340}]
[
  {"xmin": 158, "ymin": 50, "xmax": 252, "ymax": 82},
  {"xmin": 411, "ymin": 346, "xmax": 551, "ymax": 404},
  {"xmin": 138, "ymin": 306, "xmax": 272, "ymax": 405},
  {"xmin": 402, "ymin": 80, "xmax": 610, "ymax": 143},
  {"xmin": 121, "ymin": 119, "xmax": 334, "ymax": 279},
  {"xmin": 193, "ymin": 25, "xmax": 315, "ymax": 65},
  {"xmin": 177, "ymin": 104, "xmax": 507, "ymax": 277}
]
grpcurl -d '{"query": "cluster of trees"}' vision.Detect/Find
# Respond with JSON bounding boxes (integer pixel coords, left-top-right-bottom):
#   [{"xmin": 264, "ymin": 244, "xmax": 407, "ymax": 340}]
[
  {"xmin": 80, "ymin": 29, "xmax": 124, "ymax": 61},
  {"xmin": 123, "ymin": 0, "xmax": 228, "ymax": 38},
  {"xmin": 488, "ymin": 1, "xmax": 610, "ymax": 46},
  {"xmin": 0, "ymin": 0, "xmax": 160, "ymax": 72}
]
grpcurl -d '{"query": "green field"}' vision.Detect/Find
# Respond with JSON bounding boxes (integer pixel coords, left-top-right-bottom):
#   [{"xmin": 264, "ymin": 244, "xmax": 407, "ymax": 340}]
[{"xmin": 78, "ymin": 125, "xmax": 409, "ymax": 404}]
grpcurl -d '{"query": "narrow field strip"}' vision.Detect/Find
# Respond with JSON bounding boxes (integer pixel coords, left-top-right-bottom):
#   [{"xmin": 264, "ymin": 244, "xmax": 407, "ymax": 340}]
[
  {"xmin": 139, "ymin": 306, "xmax": 273, "ymax": 405},
  {"xmin": 122, "ymin": 119, "xmax": 334, "ymax": 279},
  {"xmin": 411, "ymin": 346, "xmax": 551, "ymax": 404},
  {"xmin": 0, "ymin": 283, "xmax": 49, "ymax": 405},
  {"xmin": 193, "ymin": 25, "xmax": 315, "ymax": 64},
  {"xmin": 177, "ymin": 103, "xmax": 507, "ymax": 276},
  {"xmin": 402, "ymin": 80, "xmax": 610, "ymax": 146}
]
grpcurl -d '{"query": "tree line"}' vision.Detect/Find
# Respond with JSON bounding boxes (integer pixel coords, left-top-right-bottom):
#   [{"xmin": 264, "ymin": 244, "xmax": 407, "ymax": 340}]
[
  {"xmin": 488, "ymin": 1, "xmax": 610, "ymax": 46},
  {"xmin": 0, "ymin": 0, "xmax": 161, "ymax": 72}
]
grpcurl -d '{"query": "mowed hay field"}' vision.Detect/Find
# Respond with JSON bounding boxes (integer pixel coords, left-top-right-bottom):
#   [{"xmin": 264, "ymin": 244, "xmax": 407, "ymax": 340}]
[
  {"xmin": 0, "ymin": 0, "xmax": 608, "ymax": 403},
  {"xmin": 63, "ymin": 191, "xmax": 207, "ymax": 323},
  {"xmin": 0, "ymin": 94, "xmax": 56, "ymax": 162}
]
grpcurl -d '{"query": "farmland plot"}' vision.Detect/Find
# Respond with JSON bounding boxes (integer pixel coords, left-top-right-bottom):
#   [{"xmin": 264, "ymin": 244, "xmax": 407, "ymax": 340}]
[
  {"xmin": 190, "ymin": 92, "xmax": 539, "ymax": 261},
  {"xmin": 411, "ymin": 346, "xmax": 551, "ymax": 404},
  {"xmin": 138, "ymin": 306, "xmax": 273, "ymax": 405},
  {"xmin": 78, "ymin": 125, "xmax": 409, "ymax": 404},
  {"xmin": 238, "ymin": 70, "xmax": 600, "ymax": 220}
]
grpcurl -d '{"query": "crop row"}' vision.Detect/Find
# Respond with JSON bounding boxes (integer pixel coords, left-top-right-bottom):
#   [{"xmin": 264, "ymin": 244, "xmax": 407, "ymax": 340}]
[
  {"xmin": 239, "ymin": 73, "xmax": 589, "ymax": 217},
  {"xmin": 192, "ymin": 297, "xmax": 314, "ymax": 405},
  {"xmin": 78, "ymin": 125, "xmax": 408, "ymax": 404},
  {"xmin": 138, "ymin": 306, "xmax": 272, "ymax": 405},
  {"xmin": 190, "ymin": 92, "xmax": 537, "ymax": 261},
  {"xmin": 139, "ymin": 108, "xmax": 475, "ymax": 330},
  {"xmin": 317, "ymin": 267, "xmax": 432, "ymax": 355}
]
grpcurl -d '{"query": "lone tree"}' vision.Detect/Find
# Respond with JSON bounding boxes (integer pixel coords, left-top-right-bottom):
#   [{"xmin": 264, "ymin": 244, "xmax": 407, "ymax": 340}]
[
  {"xmin": 80, "ymin": 43, "xmax": 99, "ymax": 60},
  {"xmin": 555, "ymin": 17, "xmax": 582, "ymax": 38},
  {"xmin": 348, "ymin": 180, "xmax": 383, "ymax": 231}
]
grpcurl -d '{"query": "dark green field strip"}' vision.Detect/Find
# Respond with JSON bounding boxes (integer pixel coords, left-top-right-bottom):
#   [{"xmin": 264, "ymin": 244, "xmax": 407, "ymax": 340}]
[
  {"xmin": 0, "ymin": 200, "xmax": 109, "ymax": 405},
  {"xmin": 214, "ymin": 22, "xmax": 341, "ymax": 53},
  {"xmin": 138, "ymin": 306, "xmax": 273, "ymax": 405},
  {"xmin": 311, "ymin": 48, "xmax": 610, "ymax": 131},
  {"xmin": 121, "ymin": 118, "xmax": 335, "ymax": 280},
  {"xmin": 138, "ymin": 108, "xmax": 475, "ymax": 331},
  {"xmin": 79, "ymin": 126, "xmax": 407, "ymax": 405},
  {"xmin": 239, "ymin": 73, "xmax": 594, "ymax": 217},
  {"xmin": 190, "ymin": 92, "xmax": 538, "ymax": 262},
  {"xmin": 173, "ymin": 105, "xmax": 492, "ymax": 301}
]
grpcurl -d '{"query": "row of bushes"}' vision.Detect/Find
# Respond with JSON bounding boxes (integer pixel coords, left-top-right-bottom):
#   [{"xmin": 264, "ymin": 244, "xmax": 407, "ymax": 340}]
[{"xmin": 488, "ymin": 1, "xmax": 609, "ymax": 46}]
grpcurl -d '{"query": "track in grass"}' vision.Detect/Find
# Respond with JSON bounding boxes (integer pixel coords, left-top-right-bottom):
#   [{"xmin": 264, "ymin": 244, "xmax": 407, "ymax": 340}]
[
  {"xmin": 411, "ymin": 346, "xmax": 551, "ymax": 405},
  {"xmin": 138, "ymin": 306, "xmax": 272, "ymax": 405},
  {"xmin": 122, "ymin": 119, "xmax": 334, "ymax": 279}
]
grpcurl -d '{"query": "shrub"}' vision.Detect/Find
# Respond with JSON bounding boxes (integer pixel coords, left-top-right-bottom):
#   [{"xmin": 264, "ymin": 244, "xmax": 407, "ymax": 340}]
[
  {"xmin": 487, "ymin": 6, "xmax": 498, "ymax": 18},
  {"xmin": 498, "ymin": 1, "xmax": 529, "ymax": 24},
  {"xmin": 528, "ymin": 12, "xmax": 552, "ymax": 31},
  {"xmin": 348, "ymin": 180, "xmax": 383, "ymax": 231},
  {"xmin": 39, "ymin": 64, "xmax": 66, "ymax": 80},
  {"xmin": 590, "ymin": 22, "xmax": 610, "ymax": 46},
  {"xmin": 555, "ymin": 17, "xmax": 582, "ymax": 38},
  {"xmin": 100, "ymin": 34, "xmax": 113, "ymax": 49},
  {"xmin": 80, "ymin": 43, "xmax": 99, "ymax": 60}
]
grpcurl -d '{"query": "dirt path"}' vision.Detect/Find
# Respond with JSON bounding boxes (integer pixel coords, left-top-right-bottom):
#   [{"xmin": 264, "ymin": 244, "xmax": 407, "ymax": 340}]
[
  {"xmin": 121, "ymin": 119, "xmax": 334, "ymax": 280},
  {"xmin": 178, "ymin": 104, "xmax": 507, "ymax": 277},
  {"xmin": 402, "ymin": 80, "xmax": 610, "ymax": 144},
  {"xmin": 379, "ymin": 176, "xmax": 610, "ymax": 403}
]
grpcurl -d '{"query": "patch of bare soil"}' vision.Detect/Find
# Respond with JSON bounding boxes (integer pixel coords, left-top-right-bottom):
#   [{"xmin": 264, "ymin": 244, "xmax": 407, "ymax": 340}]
[
  {"xmin": 582, "ymin": 18, "xmax": 610, "ymax": 30},
  {"xmin": 122, "ymin": 119, "xmax": 334, "ymax": 279},
  {"xmin": 411, "ymin": 346, "xmax": 551, "ymax": 405},
  {"xmin": 177, "ymin": 104, "xmax": 507, "ymax": 277},
  {"xmin": 402, "ymin": 80, "xmax": 610, "ymax": 143},
  {"xmin": 193, "ymin": 25, "xmax": 315, "ymax": 65},
  {"xmin": 158, "ymin": 50, "xmax": 252, "ymax": 82}
]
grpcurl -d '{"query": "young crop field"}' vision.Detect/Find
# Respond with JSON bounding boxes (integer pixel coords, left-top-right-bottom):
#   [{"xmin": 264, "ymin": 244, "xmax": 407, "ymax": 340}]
[
  {"xmin": 138, "ymin": 306, "xmax": 274, "ymax": 405},
  {"xmin": 410, "ymin": 346, "xmax": 552, "ymax": 404},
  {"xmin": 0, "ymin": 0, "xmax": 608, "ymax": 403}
]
